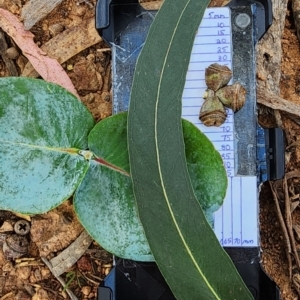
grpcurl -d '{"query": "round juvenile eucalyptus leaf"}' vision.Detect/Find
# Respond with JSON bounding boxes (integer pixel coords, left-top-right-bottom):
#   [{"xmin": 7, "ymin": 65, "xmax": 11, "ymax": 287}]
[
  {"xmin": 0, "ymin": 77, "xmax": 94, "ymax": 214},
  {"xmin": 74, "ymin": 112, "xmax": 226, "ymax": 261}
]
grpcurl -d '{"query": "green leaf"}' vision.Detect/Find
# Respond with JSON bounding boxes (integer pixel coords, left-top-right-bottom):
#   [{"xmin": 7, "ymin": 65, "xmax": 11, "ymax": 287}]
[
  {"xmin": 74, "ymin": 112, "xmax": 226, "ymax": 261},
  {"xmin": 183, "ymin": 120, "xmax": 227, "ymax": 225},
  {"xmin": 0, "ymin": 77, "xmax": 94, "ymax": 214},
  {"xmin": 128, "ymin": 0, "xmax": 254, "ymax": 299}
]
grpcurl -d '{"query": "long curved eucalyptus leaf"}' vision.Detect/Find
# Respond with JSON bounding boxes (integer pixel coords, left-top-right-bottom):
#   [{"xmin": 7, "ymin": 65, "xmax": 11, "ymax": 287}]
[
  {"xmin": 74, "ymin": 113, "xmax": 226, "ymax": 261},
  {"xmin": 128, "ymin": 1, "xmax": 254, "ymax": 299},
  {"xmin": 0, "ymin": 77, "xmax": 94, "ymax": 214}
]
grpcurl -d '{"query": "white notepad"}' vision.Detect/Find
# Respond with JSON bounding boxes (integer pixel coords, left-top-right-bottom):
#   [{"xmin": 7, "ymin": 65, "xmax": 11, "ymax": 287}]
[{"xmin": 182, "ymin": 7, "xmax": 258, "ymax": 247}]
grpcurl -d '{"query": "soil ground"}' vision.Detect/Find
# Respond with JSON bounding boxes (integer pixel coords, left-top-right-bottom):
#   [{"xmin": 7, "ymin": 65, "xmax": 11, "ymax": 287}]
[
  {"xmin": 259, "ymin": 1, "xmax": 300, "ymax": 299},
  {"xmin": 0, "ymin": 0, "xmax": 300, "ymax": 299}
]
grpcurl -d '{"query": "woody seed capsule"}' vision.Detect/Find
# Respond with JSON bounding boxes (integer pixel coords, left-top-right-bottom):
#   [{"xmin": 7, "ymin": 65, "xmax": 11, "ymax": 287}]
[
  {"xmin": 216, "ymin": 82, "xmax": 246, "ymax": 112},
  {"xmin": 199, "ymin": 96, "xmax": 227, "ymax": 127},
  {"xmin": 205, "ymin": 63, "xmax": 232, "ymax": 92}
]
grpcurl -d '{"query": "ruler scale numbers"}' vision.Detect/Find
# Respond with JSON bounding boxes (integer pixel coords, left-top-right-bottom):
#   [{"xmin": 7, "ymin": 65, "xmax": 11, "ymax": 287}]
[{"xmin": 182, "ymin": 8, "xmax": 258, "ymax": 247}]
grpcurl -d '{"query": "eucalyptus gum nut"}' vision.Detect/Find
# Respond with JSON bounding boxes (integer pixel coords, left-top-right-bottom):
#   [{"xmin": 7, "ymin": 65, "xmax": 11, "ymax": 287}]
[
  {"xmin": 203, "ymin": 89, "xmax": 215, "ymax": 99},
  {"xmin": 199, "ymin": 96, "xmax": 227, "ymax": 127},
  {"xmin": 216, "ymin": 82, "xmax": 247, "ymax": 112},
  {"xmin": 205, "ymin": 63, "xmax": 232, "ymax": 91}
]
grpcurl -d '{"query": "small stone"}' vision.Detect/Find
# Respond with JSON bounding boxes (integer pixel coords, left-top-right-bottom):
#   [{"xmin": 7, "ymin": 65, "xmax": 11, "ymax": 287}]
[
  {"xmin": 0, "ymin": 221, "xmax": 14, "ymax": 232},
  {"xmin": 77, "ymin": 256, "xmax": 92, "ymax": 272},
  {"xmin": 104, "ymin": 267, "xmax": 111, "ymax": 276},
  {"xmin": 9, "ymin": 3, "xmax": 19, "ymax": 14},
  {"xmin": 32, "ymin": 288, "xmax": 49, "ymax": 300},
  {"xmin": 2, "ymin": 261, "xmax": 13, "ymax": 272},
  {"xmin": 16, "ymin": 266, "xmax": 31, "ymax": 280},
  {"xmin": 86, "ymin": 54, "xmax": 95, "ymax": 62},
  {"xmin": 81, "ymin": 285, "xmax": 92, "ymax": 296},
  {"xmin": 75, "ymin": 5, "xmax": 87, "ymax": 16},
  {"xmin": 42, "ymin": 23, "xmax": 48, "ymax": 31},
  {"xmin": 67, "ymin": 64, "xmax": 74, "ymax": 71},
  {"xmin": 6, "ymin": 47, "xmax": 19, "ymax": 59}
]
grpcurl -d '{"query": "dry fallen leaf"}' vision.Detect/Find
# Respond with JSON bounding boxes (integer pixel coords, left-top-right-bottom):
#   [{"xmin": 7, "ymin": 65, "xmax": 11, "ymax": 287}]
[
  {"xmin": 0, "ymin": 8, "xmax": 79, "ymax": 98},
  {"xmin": 22, "ymin": 17, "xmax": 102, "ymax": 78}
]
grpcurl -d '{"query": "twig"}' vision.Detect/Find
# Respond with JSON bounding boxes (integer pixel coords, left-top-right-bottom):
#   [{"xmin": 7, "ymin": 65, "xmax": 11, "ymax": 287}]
[
  {"xmin": 284, "ymin": 176, "xmax": 300, "ymax": 268},
  {"xmin": 49, "ymin": 230, "xmax": 93, "ymax": 277},
  {"xmin": 102, "ymin": 61, "xmax": 111, "ymax": 93},
  {"xmin": 269, "ymin": 181, "xmax": 293, "ymax": 279},
  {"xmin": 257, "ymin": 86, "xmax": 300, "ymax": 126},
  {"xmin": 96, "ymin": 48, "xmax": 111, "ymax": 53},
  {"xmin": 39, "ymin": 285, "xmax": 59, "ymax": 300},
  {"xmin": 286, "ymin": 170, "xmax": 300, "ymax": 180},
  {"xmin": 0, "ymin": 292, "xmax": 14, "ymax": 300},
  {"xmin": 81, "ymin": 272, "xmax": 101, "ymax": 285},
  {"xmin": 293, "ymin": 273, "xmax": 300, "ymax": 297},
  {"xmin": 41, "ymin": 257, "xmax": 78, "ymax": 300}
]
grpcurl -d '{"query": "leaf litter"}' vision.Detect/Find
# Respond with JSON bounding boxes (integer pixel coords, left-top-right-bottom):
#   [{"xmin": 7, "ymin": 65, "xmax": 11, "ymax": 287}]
[
  {"xmin": 0, "ymin": 0, "xmax": 112, "ymax": 299},
  {"xmin": 0, "ymin": 8, "xmax": 79, "ymax": 98}
]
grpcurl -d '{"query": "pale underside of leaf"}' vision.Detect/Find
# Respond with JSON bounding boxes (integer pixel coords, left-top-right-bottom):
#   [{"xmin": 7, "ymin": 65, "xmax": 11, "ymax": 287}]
[
  {"xmin": 0, "ymin": 143, "xmax": 89, "ymax": 214},
  {"xmin": 0, "ymin": 77, "xmax": 94, "ymax": 214}
]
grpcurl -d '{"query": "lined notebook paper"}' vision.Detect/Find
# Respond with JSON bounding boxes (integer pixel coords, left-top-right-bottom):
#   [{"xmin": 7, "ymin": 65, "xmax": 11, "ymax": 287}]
[{"xmin": 182, "ymin": 7, "xmax": 258, "ymax": 247}]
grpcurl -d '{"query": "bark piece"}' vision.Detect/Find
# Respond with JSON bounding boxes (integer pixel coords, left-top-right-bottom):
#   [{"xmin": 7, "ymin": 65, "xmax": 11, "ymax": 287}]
[
  {"xmin": 22, "ymin": 18, "xmax": 102, "ymax": 78},
  {"xmin": 256, "ymin": 0, "xmax": 288, "ymax": 94},
  {"xmin": 49, "ymin": 230, "xmax": 93, "ymax": 277},
  {"xmin": 41, "ymin": 257, "xmax": 78, "ymax": 300},
  {"xmin": 21, "ymin": 0, "xmax": 64, "ymax": 30}
]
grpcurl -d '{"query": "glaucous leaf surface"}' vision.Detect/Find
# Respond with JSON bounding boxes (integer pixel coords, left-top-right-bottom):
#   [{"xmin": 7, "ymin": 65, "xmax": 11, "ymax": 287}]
[
  {"xmin": 128, "ymin": 0, "xmax": 254, "ymax": 299},
  {"xmin": 0, "ymin": 77, "xmax": 94, "ymax": 214},
  {"xmin": 74, "ymin": 112, "xmax": 226, "ymax": 261}
]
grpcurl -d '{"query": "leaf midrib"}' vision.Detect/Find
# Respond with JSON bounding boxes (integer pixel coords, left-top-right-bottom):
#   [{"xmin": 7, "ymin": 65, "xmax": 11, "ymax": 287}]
[
  {"xmin": 154, "ymin": 1, "xmax": 220, "ymax": 299},
  {"xmin": 1, "ymin": 139, "xmax": 130, "ymax": 176},
  {"xmin": 0, "ymin": 139, "xmax": 79, "ymax": 155}
]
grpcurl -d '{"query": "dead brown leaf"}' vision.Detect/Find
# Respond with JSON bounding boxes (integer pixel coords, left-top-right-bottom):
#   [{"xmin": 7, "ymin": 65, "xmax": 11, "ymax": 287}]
[
  {"xmin": 22, "ymin": 18, "xmax": 102, "ymax": 78},
  {"xmin": 0, "ymin": 8, "xmax": 79, "ymax": 98}
]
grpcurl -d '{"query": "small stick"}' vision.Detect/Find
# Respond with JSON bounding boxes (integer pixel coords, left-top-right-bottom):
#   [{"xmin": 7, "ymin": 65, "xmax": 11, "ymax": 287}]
[
  {"xmin": 284, "ymin": 176, "xmax": 300, "ymax": 268},
  {"xmin": 96, "ymin": 48, "xmax": 111, "ymax": 53},
  {"xmin": 41, "ymin": 257, "xmax": 78, "ymax": 300},
  {"xmin": 285, "ymin": 170, "xmax": 300, "ymax": 180},
  {"xmin": 102, "ymin": 61, "xmax": 111, "ymax": 93},
  {"xmin": 257, "ymin": 86, "xmax": 300, "ymax": 126},
  {"xmin": 269, "ymin": 181, "xmax": 293, "ymax": 279},
  {"xmin": 0, "ymin": 292, "xmax": 14, "ymax": 300},
  {"xmin": 292, "ymin": 274, "xmax": 300, "ymax": 297}
]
